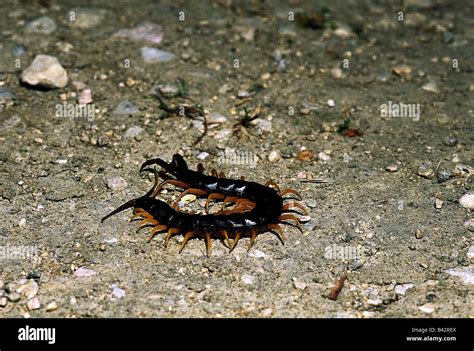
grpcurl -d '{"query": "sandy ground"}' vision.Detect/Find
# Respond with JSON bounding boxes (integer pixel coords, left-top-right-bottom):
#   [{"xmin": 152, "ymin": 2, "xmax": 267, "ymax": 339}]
[{"xmin": 0, "ymin": 0, "xmax": 472, "ymax": 318}]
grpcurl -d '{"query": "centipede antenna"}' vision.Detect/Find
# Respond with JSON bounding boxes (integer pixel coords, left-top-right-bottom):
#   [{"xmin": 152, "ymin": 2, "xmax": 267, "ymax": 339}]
[
  {"xmin": 101, "ymin": 198, "xmax": 139, "ymax": 223},
  {"xmin": 139, "ymin": 157, "xmax": 172, "ymax": 173}
]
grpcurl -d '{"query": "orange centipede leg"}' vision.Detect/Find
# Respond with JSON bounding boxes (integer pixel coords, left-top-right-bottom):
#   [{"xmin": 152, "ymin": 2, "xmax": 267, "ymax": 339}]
[
  {"xmin": 205, "ymin": 193, "xmax": 225, "ymax": 213},
  {"xmin": 265, "ymin": 180, "xmax": 281, "ymax": 192},
  {"xmin": 147, "ymin": 225, "xmax": 167, "ymax": 242},
  {"xmin": 247, "ymin": 230, "xmax": 257, "ymax": 251},
  {"xmin": 282, "ymin": 202, "xmax": 308, "ymax": 215},
  {"xmin": 219, "ymin": 171, "xmax": 226, "ymax": 179},
  {"xmin": 211, "ymin": 169, "xmax": 218, "ymax": 177},
  {"xmin": 229, "ymin": 232, "xmax": 241, "ymax": 253},
  {"xmin": 221, "ymin": 229, "xmax": 231, "ymax": 248},
  {"xmin": 197, "ymin": 163, "xmax": 205, "ymax": 173},
  {"xmin": 278, "ymin": 214, "xmax": 304, "ymax": 232},
  {"xmin": 280, "ymin": 188, "xmax": 302, "ymax": 200},
  {"xmin": 164, "ymin": 228, "xmax": 180, "ymax": 247},
  {"xmin": 222, "ymin": 196, "xmax": 239, "ymax": 209},
  {"xmin": 267, "ymin": 224, "xmax": 285, "ymax": 244},
  {"xmin": 205, "ymin": 232, "xmax": 212, "ymax": 257},
  {"xmin": 179, "ymin": 231, "xmax": 194, "ymax": 253}
]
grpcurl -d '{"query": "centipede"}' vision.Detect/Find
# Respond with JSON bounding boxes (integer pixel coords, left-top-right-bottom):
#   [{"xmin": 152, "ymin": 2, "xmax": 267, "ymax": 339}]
[{"xmin": 101, "ymin": 154, "xmax": 307, "ymax": 256}]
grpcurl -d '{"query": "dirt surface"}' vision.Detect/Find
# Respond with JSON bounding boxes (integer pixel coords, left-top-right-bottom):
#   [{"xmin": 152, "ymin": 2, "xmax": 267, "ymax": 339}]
[{"xmin": 0, "ymin": 0, "xmax": 472, "ymax": 318}]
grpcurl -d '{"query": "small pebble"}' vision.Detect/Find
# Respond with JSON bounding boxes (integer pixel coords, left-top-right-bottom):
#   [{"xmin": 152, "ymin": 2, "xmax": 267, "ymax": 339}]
[
  {"xmin": 78, "ymin": 88, "xmax": 93, "ymax": 104},
  {"xmin": 27, "ymin": 297, "xmax": 41, "ymax": 310},
  {"xmin": 318, "ymin": 151, "xmax": 331, "ymax": 161},
  {"xmin": 74, "ymin": 267, "xmax": 97, "ymax": 278},
  {"xmin": 124, "ymin": 126, "xmax": 144, "ymax": 139},
  {"xmin": 394, "ymin": 283, "xmax": 414, "ymax": 295},
  {"xmin": 25, "ymin": 16, "xmax": 57, "ymax": 34},
  {"xmin": 367, "ymin": 298, "xmax": 383, "ymax": 306},
  {"xmin": 197, "ymin": 152, "xmax": 209, "ymax": 160},
  {"xmin": 453, "ymin": 164, "xmax": 472, "ymax": 177},
  {"xmin": 296, "ymin": 150, "xmax": 313, "ymax": 161},
  {"xmin": 98, "ymin": 135, "xmax": 110, "ymax": 147},
  {"xmin": 0, "ymin": 297, "xmax": 7, "ymax": 307},
  {"xmin": 107, "ymin": 177, "xmax": 128, "ymax": 191},
  {"xmin": 331, "ymin": 68, "xmax": 343, "ymax": 79},
  {"xmin": 464, "ymin": 219, "xmax": 474, "ymax": 232},
  {"xmin": 445, "ymin": 267, "xmax": 474, "ymax": 285},
  {"xmin": 417, "ymin": 162, "xmax": 434, "ymax": 178},
  {"xmin": 442, "ymin": 136, "xmax": 458, "ymax": 147},
  {"xmin": 242, "ymin": 274, "xmax": 254, "ymax": 285},
  {"xmin": 248, "ymin": 249, "xmax": 266, "ymax": 259},
  {"xmin": 7, "ymin": 292, "xmax": 21, "ymax": 302},
  {"xmin": 292, "ymin": 277, "xmax": 307, "ymax": 290},
  {"xmin": 268, "ymin": 150, "xmax": 281, "ymax": 162},
  {"xmin": 459, "ymin": 193, "xmax": 474, "ymax": 210},
  {"xmin": 21, "ymin": 55, "xmax": 68, "ymax": 89},
  {"xmin": 418, "ymin": 303, "xmax": 435, "ymax": 314},
  {"xmin": 114, "ymin": 100, "xmax": 138, "ymax": 115},
  {"xmin": 436, "ymin": 170, "xmax": 453, "ymax": 183},
  {"xmin": 467, "ymin": 246, "xmax": 474, "ymax": 259},
  {"xmin": 415, "ymin": 229, "xmax": 423, "ymax": 239},
  {"xmin": 327, "ymin": 99, "xmax": 335, "ymax": 107},
  {"xmin": 114, "ymin": 22, "xmax": 164, "ymax": 44},
  {"xmin": 17, "ymin": 280, "xmax": 38, "ymax": 299},
  {"xmin": 46, "ymin": 301, "xmax": 58, "ymax": 312},
  {"xmin": 434, "ymin": 198, "xmax": 443, "ymax": 209},
  {"xmin": 67, "ymin": 7, "xmax": 107, "ymax": 28},
  {"xmin": 422, "ymin": 81, "xmax": 439, "ymax": 93},
  {"xmin": 141, "ymin": 47, "xmax": 175, "ymax": 63},
  {"xmin": 180, "ymin": 194, "xmax": 196, "ymax": 205},
  {"xmin": 112, "ymin": 285, "xmax": 126, "ymax": 299},
  {"xmin": 18, "ymin": 218, "xmax": 27, "ymax": 228},
  {"xmin": 207, "ymin": 112, "xmax": 228, "ymax": 124},
  {"xmin": 386, "ymin": 164, "xmax": 398, "ymax": 172}
]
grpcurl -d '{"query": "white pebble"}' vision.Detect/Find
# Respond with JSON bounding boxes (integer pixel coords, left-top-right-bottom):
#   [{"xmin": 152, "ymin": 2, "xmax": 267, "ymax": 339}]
[
  {"xmin": 459, "ymin": 193, "xmax": 474, "ymax": 210},
  {"xmin": 78, "ymin": 88, "xmax": 93, "ymax": 104},
  {"xmin": 467, "ymin": 246, "xmax": 474, "ymax": 259},
  {"xmin": 445, "ymin": 267, "xmax": 474, "ymax": 285},
  {"xmin": 74, "ymin": 267, "xmax": 97, "ymax": 278},
  {"xmin": 318, "ymin": 151, "xmax": 331, "ymax": 161},
  {"xmin": 107, "ymin": 177, "xmax": 127, "ymax": 191},
  {"xmin": 394, "ymin": 283, "xmax": 414, "ymax": 295},
  {"xmin": 292, "ymin": 277, "xmax": 307, "ymax": 290},
  {"xmin": 112, "ymin": 285, "xmax": 126, "ymax": 299},
  {"xmin": 327, "ymin": 99, "xmax": 335, "ymax": 107},
  {"xmin": 248, "ymin": 249, "xmax": 266, "ymax": 259},
  {"xmin": 46, "ymin": 301, "xmax": 58, "ymax": 312},
  {"xmin": 27, "ymin": 297, "xmax": 41, "ymax": 310},
  {"xmin": 268, "ymin": 150, "xmax": 280, "ymax": 162},
  {"xmin": 418, "ymin": 303, "xmax": 435, "ymax": 314},
  {"xmin": 242, "ymin": 274, "xmax": 254, "ymax": 285},
  {"xmin": 18, "ymin": 218, "xmax": 27, "ymax": 228},
  {"xmin": 197, "ymin": 152, "xmax": 209, "ymax": 160},
  {"xmin": 21, "ymin": 55, "xmax": 68, "ymax": 89}
]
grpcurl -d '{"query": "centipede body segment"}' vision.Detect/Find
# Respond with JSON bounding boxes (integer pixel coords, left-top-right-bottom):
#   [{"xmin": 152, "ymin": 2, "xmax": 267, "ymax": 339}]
[{"xmin": 101, "ymin": 154, "xmax": 307, "ymax": 256}]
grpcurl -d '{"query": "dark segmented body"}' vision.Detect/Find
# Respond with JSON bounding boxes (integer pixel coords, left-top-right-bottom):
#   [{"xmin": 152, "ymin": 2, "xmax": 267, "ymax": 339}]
[{"xmin": 102, "ymin": 154, "xmax": 305, "ymax": 255}]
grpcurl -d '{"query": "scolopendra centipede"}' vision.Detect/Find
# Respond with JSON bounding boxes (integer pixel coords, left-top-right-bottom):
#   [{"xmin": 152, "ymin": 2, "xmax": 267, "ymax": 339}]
[{"xmin": 101, "ymin": 154, "xmax": 307, "ymax": 256}]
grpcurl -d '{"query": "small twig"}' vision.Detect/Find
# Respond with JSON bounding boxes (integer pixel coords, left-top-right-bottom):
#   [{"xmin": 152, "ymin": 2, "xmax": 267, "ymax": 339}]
[
  {"xmin": 327, "ymin": 274, "xmax": 347, "ymax": 301},
  {"xmin": 301, "ymin": 179, "xmax": 327, "ymax": 183}
]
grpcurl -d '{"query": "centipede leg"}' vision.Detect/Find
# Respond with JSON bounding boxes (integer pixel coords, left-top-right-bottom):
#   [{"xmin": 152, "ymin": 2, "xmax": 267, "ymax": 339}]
[
  {"xmin": 221, "ymin": 229, "xmax": 231, "ymax": 248},
  {"xmin": 205, "ymin": 193, "xmax": 225, "ymax": 213},
  {"xmin": 282, "ymin": 202, "xmax": 308, "ymax": 215},
  {"xmin": 278, "ymin": 214, "xmax": 304, "ymax": 233},
  {"xmin": 219, "ymin": 171, "xmax": 226, "ymax": 179},
  {"xmin": 267, "ymin": 224, "xmax": 285, "ymax": 244},
  {"xmin": 265, "ymin": 180, "xmax": 281, "ymax": 192},
  {"xmin": 147, "ymin": 225, "xmax": 167, "ymax": 242},
  {"xmin": 149, "ymin": 179, "xmax": 190, "ymax": 198},
  {"xmin": 211, "ymin": 169, "xmax": 218, "ymax": 177},
  {"xmin": 229, "ymin": 232, "xmax": 241, "ymax": 253},
  {"xmin": 136, "ymin": 218, "xmax": 157, "ymax": 233},
  {"xmin": 164, "ymin": 228, "xmax": 180, "ymax": 248},
  {"xmin": 222, "ymin": 196, "xmax": 239, "ymax": 209},
  {"xmin": 247, "ymin": 230, "xmax": 257, "ymax": 251},
  {"xmin": 197, "ymin": 163, "xmax": 205, "ymax": 173},
  {"xmin": 280, "ymin": 188, "xmax": 302, "ymax": 200},
  {"xmin": 179, "ymin": 231, "xmax": 194, "ymax": 253},
  {"xmin": 205, "ymin": 232, "xmax": 212, "ymax": 257}
]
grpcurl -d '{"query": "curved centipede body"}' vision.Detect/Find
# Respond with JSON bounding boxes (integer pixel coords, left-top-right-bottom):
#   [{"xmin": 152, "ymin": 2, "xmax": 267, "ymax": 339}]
[{"xmin": 101, "ymin": 154, "xmax": 307, "ymax": 256}]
